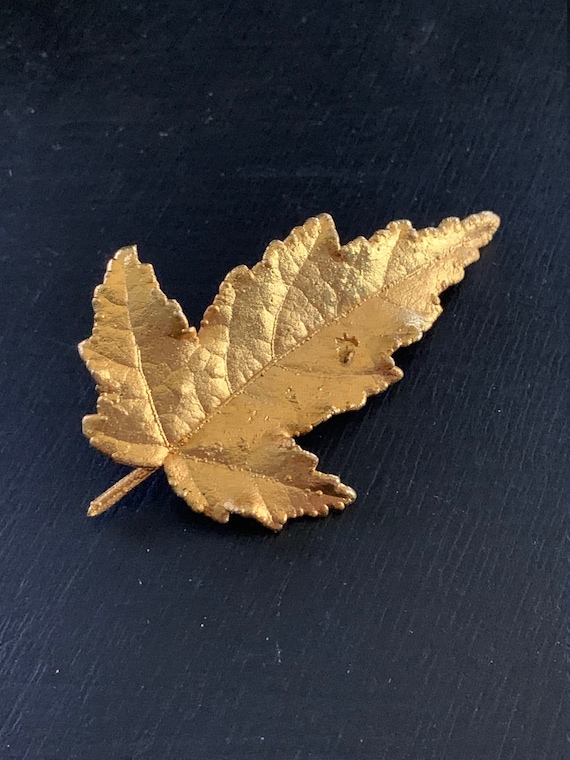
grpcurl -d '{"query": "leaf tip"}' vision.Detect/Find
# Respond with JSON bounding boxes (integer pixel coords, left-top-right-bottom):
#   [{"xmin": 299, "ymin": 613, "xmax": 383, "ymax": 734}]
[
  {"xmin": 314, "ymin": 211, "xmax": 336, "ymax": 228},
  {"xmin": 113, "ymin": 244, "xmax": 139, "ymax": 265},
  {"xmin": 341, "ymin": 484, "xmax": 357, "ymax": 504},
  {"xmin": 476, "ymin": 210, "xmax": 501, "ymax": 229},
  {"xmin": 461, "ymin": 210, "xmax": 501, "ymax": 243}
]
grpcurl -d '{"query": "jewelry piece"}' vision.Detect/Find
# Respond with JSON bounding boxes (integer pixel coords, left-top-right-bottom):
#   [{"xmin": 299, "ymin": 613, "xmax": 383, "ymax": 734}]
[{"xmin": 80, "ymin": 211, "xmax": 499, "ymax": 529}]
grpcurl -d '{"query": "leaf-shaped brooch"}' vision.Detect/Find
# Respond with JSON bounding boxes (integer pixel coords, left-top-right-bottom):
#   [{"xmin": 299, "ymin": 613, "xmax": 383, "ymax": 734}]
[{"xmin": 79, "ymin": 211, "xmax": 500, "ymax": 530}]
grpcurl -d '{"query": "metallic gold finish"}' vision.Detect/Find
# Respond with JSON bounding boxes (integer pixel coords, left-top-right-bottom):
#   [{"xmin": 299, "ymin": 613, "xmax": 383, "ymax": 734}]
[
  {"xmin": 79, "ymin": 211, "xmax": 500, "ymax": 529},
  {"xmin": 86, "ymin": 466, "xmax": 156, "ymax": 516}
]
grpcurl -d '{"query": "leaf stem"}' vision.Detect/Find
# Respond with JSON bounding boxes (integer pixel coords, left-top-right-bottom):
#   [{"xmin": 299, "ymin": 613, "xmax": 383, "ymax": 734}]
[{"xmin": 87, "ymin": 467, "xmax": 158, "ymax": 516}]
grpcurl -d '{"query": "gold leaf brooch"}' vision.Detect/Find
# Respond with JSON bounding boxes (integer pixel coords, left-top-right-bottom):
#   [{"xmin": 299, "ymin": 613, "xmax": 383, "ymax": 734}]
[{"xmin": 80, "ymin": 211, "xmax": 500, "ymax": 529}]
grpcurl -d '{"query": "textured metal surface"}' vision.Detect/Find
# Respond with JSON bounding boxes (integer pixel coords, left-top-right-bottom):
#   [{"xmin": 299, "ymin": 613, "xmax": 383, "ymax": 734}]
[{"xmin": 80, "ymin": 212, "xmax": 499, "ymax": 528}]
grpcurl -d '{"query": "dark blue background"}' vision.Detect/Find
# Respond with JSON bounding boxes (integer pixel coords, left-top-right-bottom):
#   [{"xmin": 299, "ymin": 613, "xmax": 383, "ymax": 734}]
[{"xmin": 0, "ymin": 1, "xmax": 566, "ymax": 758}]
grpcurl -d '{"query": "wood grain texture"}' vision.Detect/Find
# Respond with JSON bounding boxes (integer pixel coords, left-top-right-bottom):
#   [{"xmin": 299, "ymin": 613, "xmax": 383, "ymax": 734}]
[{"xmin": 0, "ymin": 1, "xmax": 565, "ymax": 758}]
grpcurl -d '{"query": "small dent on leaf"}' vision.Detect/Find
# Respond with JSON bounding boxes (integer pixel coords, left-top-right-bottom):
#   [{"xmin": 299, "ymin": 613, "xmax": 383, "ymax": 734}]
[
  {"xmin": 335, "ymin": 333, "xmax": 360, "ymax": 365},
  {"xmin": 284, "ymin": 386, "xmax": 298, "ymax": 403},
  {"xmin": 339, "ymin": 346, "xmax": 355, "ymax": 365}
]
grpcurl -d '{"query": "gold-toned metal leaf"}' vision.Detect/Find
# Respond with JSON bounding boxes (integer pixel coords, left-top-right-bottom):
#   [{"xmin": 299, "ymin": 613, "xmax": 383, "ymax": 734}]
[{"xmin": 80, "ymin": 211, "xmax": 500, "ymax": 529}]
